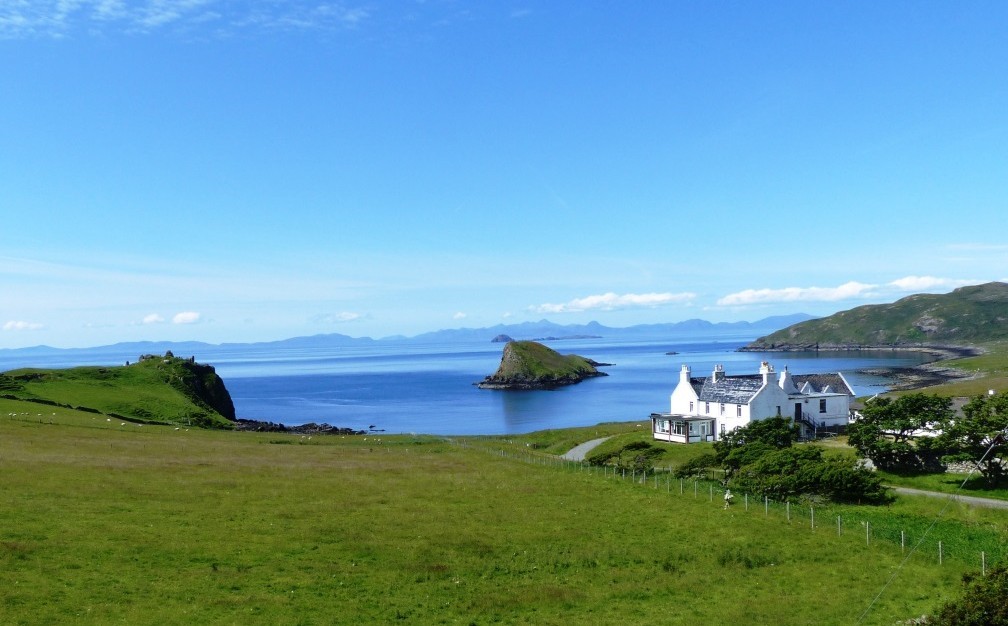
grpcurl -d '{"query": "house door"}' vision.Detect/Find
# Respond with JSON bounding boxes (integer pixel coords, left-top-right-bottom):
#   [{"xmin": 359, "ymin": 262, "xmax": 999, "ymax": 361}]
[{"xmin": 794, "ymin": 403, "xmax": 802, "ymax": 421}]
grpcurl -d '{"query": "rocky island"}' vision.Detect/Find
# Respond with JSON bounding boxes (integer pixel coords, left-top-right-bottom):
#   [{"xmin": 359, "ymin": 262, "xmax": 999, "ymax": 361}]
[{"xmin": 476, "ymin": 340, "xmax": 609, "ymax": 390}]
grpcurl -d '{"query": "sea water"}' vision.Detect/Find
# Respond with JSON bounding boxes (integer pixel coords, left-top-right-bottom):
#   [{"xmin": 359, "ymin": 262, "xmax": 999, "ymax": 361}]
[
  {"xmin": 215, "ymin": 336, "xmax": 928, "ymax": 435},
  {"xmin": 0, "ymin": 335, "xmax": 931, "ymax": 435}
]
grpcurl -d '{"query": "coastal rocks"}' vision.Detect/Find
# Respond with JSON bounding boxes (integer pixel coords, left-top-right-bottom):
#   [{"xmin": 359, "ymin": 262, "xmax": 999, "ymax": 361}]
[
  {"xmin": 234, "ymin": 419, "xmax": 366, "ymax": 435},
  {"xmin": 476, "ymin": 340, "xmax": 608, "ymax": 390}
]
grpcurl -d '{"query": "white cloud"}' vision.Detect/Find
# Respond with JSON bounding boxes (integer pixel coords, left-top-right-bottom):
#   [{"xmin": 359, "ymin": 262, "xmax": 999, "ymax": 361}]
[
  {"xmin": 172, "ymin": 311, "xmax": 201, "ymax": 324},
  {"xmin": 313, "ymin": 312, "xmax": 361, "ymax": 324},
  {"xmin": 887, "ymin": 275, "xmax": 977, "ymax": 292},
  {"xmin": 717, "ymin": 281, "xmax": 879, "ymax": 306},
  {"xmin": 718, "ymin": 276, "xmax": 984, "ymax": 307},
  {"xmin": 3, "ymin": 320, "xmax": 44, "ymax": 331},
  {"xmin": 453, "ymin": 312, "xmax": 467, "ymax": 320},
  {"xmin": 532, "ymin": 291, "xmax": 695, "ymax": 314},
  {"xmin": 0, "ymin": 0, "xmax": 372, "ymax": 39},
  {"xmin": 142, "ymin": 313, "xmax": 165, "ymax": 324}
]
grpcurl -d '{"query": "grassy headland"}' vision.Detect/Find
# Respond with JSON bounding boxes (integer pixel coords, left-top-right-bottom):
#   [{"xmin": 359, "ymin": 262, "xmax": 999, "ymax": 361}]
[
  {"xmin": 0, "ymin": 353, "xmax": 235, "ymax": 428},
  {"xmin": 746, "ymin": 281, "xmax": 1008, "ymax": 348}
]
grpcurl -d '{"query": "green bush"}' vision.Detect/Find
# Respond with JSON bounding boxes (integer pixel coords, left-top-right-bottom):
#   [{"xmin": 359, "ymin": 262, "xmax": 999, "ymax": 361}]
[
  {"xmin": 734, "ymin": 446, "xmax": 889, "ymax": 504},
  {"xmin": 929, "ymin": 565, "xmax": 1008, "ymax": 625},
  {"xmin": 673, "ymin": 452, "xmax": 718, "ymax": 478},
  {"xmin": 586, "ymin": 439, "xmax": 663, "ymax": 472}
]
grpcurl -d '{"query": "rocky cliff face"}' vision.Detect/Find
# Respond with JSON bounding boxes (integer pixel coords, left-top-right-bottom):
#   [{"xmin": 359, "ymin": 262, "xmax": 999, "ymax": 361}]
[
  {"xmin": 176, "ymin": 360, "xmax": 237, "ymax": 421},
  {"xmin": 140, "ymin": 353, "xmax": 237, "ymax": 421},
  {"xmin": 477, "ymin": 341, "xmax": 608, "ymax": 390}
]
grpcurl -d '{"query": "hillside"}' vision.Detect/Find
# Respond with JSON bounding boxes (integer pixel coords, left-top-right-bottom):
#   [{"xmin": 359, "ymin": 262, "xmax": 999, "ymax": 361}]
[
  {"xmin": 744, "ymin": 282, "xmax": 1008, "ymax": 350},
  {"xmin": 0, "ymin": 352, "xmax": 236, "ymax": 428},
  {"xmin": 477, "ymin": 341, "xmax": 608, "ymax": 389}
]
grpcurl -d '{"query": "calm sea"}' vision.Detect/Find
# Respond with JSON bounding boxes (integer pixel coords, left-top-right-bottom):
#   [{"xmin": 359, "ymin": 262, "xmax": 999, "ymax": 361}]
[
  {"xmin": 207, "ymin": 335, "xmax": 929, "ymax": 435},
  {"xmin": 0, "ymin": 334, "xmax": 930, "ymax": 435}
]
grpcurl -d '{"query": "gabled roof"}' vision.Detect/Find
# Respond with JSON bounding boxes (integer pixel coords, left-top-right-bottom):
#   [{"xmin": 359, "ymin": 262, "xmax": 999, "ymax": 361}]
[
  {"xmin": 691, "ymin": 375, "xmax": 766, "ymax": 404},
  {"xmin": 790, "ymin": 373, "xmax": 854, "ymax": 397}
]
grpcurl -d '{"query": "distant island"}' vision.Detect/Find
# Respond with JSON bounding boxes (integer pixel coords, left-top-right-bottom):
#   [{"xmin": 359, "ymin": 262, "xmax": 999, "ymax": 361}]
[
  {"xmin": 476, "ymin": 341, "xmax": 609, "ymax": 390},
  {"xmin": 0, "ymin": 313, "xmax": 817, "ymax": 363}
]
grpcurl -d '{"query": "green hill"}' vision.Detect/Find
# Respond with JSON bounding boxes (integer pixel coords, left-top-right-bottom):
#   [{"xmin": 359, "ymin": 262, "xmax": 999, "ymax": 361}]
[
  {"xmin": 0, "ymin": 352, "xmax": 235, "ymax": 428},
  {"xmin": 745, "ymin": 281, "xmax": 1008, "ymax": 349},
  {"xmin": 477, "ymin": 340, "xmax": 607, "ymax": 389}
]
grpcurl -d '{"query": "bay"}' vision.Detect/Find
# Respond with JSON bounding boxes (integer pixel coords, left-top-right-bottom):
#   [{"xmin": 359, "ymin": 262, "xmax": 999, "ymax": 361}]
[
  {"xmin": 0, "ymin": 333, "xmax": 931, "ymax": 435},
  {"xmin": 214, "ymin": 335, "xmax": 929, "ymax": 435}
]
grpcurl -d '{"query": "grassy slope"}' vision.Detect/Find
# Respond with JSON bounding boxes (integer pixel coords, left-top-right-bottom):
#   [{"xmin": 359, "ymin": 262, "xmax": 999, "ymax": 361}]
[
  {"xmin": 1, "ymin": 357, "xmax": 233, "ymax": 428},
  {"xmin": 3, "ymin": 404, "xmax": 1004, "ymax": 625},
  {"xmin": 749, "ymin": 281, "xmax": 1008, "ymax": 347},
  {"xmin": 486, "ymin": 340, "xmax": 601, "ymax": 383}
]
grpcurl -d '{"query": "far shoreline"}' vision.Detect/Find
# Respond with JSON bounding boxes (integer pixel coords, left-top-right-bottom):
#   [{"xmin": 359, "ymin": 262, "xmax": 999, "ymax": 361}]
[{"xmin": 740, "ymin": 343, "xmax": 983, "ymax": 393}]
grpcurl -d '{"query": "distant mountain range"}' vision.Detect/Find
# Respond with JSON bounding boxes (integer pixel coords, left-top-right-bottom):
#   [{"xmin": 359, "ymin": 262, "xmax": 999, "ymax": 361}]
[
  {"xmin": 745, "ymin": 281, "xmax": 1008, "ymax": 349},
  {"xmin": 0, "ymin": 314, "xmax": 815, "ymax": 362}
]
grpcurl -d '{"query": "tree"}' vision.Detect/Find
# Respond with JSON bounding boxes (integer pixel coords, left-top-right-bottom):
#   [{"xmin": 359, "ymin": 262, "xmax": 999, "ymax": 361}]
[
  {"xmin": 937, "ymin": 391, "xmax": 1008, "ymax": 486},
  {"xmin": 713, "ymin": 416, "xmax": 799, "ymax": 479},
  {"xmin": 732, "ymin": 446, "xmax": 889, "ymax": 504},
  {"xmin": 929, "ymin": 565, "xmax": 1008, "ymax": 625},
  {"xmin": 714, "ymin": 416, "xmax": 887, "ymax": 503},
  {"xmin": 673, "ymin": 452, "xmax": 718, "ymax": 478},
  {"xmin": 847, "ymin": 393, "xmax": 953, "ymax": 473}
]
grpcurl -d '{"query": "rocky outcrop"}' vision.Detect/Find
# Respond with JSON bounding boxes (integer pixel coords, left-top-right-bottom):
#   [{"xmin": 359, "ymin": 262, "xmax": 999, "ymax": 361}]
[
  {"xmin": 491, "ymin": 334, "xmax": 514, "ymax": 343},
  {"xmin": 476, "ymin": 341, "xmax": 608, "ymax": 390}
]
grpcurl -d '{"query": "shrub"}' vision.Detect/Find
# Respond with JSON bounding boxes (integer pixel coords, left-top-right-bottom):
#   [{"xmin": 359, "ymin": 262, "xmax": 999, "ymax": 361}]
[
  {"xmin": 674, "ymin": 452, "xmax": 718, "ymax": 478},
  {"xmin": 929, "ymin": 565, "xmax": 1008, "ymax": 625},
  {"xmin": 734, "ymin": 446, "xmax": 889, "ymax": 504}
]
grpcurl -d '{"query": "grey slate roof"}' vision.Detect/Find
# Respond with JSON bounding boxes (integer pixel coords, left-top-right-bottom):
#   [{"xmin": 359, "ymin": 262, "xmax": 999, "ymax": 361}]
[
  {"xmin": 791, "ymin": 373, "xmax": 854, "ymax": 396},
  {"xmin": 689, "ymin": 372, "xmax": 853, "ymax": 404},
  {"xmin": 691, "ymin": 375, "xmax": 765, "ymax": 404}
]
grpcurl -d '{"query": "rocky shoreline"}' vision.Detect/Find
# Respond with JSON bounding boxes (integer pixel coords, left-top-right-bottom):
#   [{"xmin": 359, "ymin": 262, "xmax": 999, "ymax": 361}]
[
  {"xmin": 234, "ymin": 418, "xmax": 370, "ymax": 435},
  {"xmin": 745, "ymin": 343, "xmax": 982, "ymax": 392}
]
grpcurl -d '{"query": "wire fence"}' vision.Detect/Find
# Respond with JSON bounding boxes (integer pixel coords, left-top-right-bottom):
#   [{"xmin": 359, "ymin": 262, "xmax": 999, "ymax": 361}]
[{"xmin": 452, "ymin": 437, "xmax": 1006, "ymax": 573}]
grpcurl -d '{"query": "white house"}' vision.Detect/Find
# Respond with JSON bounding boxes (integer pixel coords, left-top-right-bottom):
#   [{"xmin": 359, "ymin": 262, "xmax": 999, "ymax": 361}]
[{"xmin": 651, "ymin": 361, "xmax": 855, "ymax": 443}]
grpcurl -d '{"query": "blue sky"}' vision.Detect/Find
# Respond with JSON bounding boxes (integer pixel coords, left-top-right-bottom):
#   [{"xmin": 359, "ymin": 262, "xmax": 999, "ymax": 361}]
[{"xmin": 2, "ymin": 1, "xmax": 1007, "ymax": 348}]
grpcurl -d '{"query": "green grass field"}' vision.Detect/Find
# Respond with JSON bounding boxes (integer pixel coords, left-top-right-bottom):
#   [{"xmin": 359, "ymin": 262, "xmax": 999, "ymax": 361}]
[{"xmin": 3, "ymin": 401, "xmax": 1004, "ymax": 625}]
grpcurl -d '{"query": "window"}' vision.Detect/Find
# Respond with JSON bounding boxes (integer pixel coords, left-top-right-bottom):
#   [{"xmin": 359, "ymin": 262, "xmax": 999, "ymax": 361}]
[
  {"xmin": 720, "ymin": 403, "xmax": 725, "ymax": 415},
  {"xmin": 819, "ymin": 399, "xmax": 827, "ymax": 413},
  {"xmin": 737, "ymin": 404, "xmax": 742, "ymax": 417},
  {"xmin": 673, "ymin": 421, "xmax": 684, "ymax": 435},
  {"xmin": 705, "ymin": 402, "xmax": 710, "ymax": 414},
  {"xmin": 689, "ymin": 401, "xmax": 694, "ymax": 412}
]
